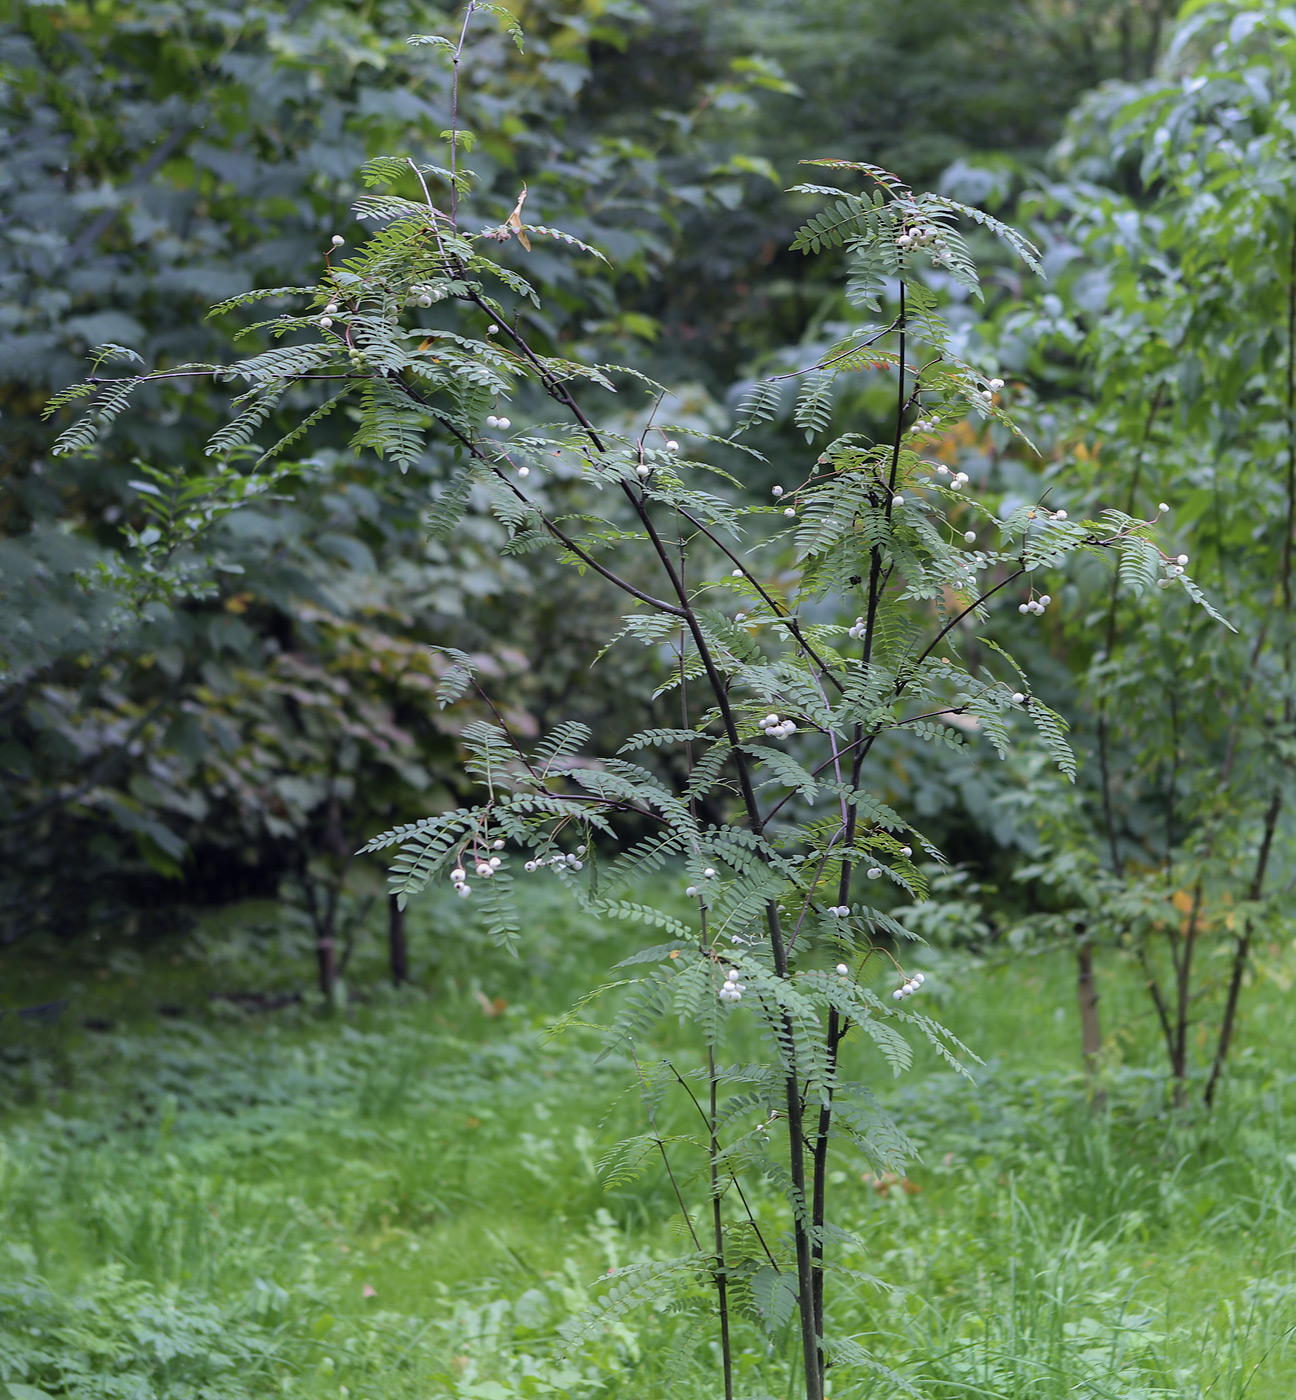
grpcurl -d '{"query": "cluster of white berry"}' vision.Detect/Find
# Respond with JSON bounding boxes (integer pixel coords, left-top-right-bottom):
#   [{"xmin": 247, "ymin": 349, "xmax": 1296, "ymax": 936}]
[
  {"xmin": 758, "ymin": 713, "xmax": 797, "ymax": 740},
  {"xmin": 826, "ymin": 905, "xmax": 851, "ymax": 917},
  {"xmin": 409, "ymin": 284, "xmax": 446, "ymax": 307},
  {"xmin": 847, "ymin": 615, "xmax": 867, "ymax": 640},
  {"xmin": 524, "ymin": 844, "xmax": 586, "ymax": 873},
  {"xmin": 450, "ymin": 840, "xmax": 502, "ymax": 898},
  {"xmin": 932, "ymin": 465, "xmax": 971, "ymax": 489},
  {"xmin": 1018, "ymin": 594, "xmax": 1052, "ymax": 615},
  {"xmin": 1048, "ymin": 508, "xmax": 1068, "ymax": 521},
  {"xmin": 718, "ymin": 967, "xmax": 746, "ymax": 1004},
  {"xmin": 1159, "ymin": 552, "xmax": 1190, "ymax": 588},
  {"xmin": 485, "ymin": 414, "xmax": 512, "ymax": 430},
  {"xmin": 897, "ymin": 227, "xmax": 940, "ymax": 251},
  {"xmin": 892, "ymin": 972, "xmax": 925, "ymax": 1002},
  {"xmin": 911, "ymin": 416, "xmax": 939, "ymax": 434}
]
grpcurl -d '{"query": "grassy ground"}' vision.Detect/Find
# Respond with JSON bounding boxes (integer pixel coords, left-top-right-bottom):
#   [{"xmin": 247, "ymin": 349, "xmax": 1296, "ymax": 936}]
[{"xmin": 2, "ymin": 886, "xmax": 1295, "ymax": 1399}]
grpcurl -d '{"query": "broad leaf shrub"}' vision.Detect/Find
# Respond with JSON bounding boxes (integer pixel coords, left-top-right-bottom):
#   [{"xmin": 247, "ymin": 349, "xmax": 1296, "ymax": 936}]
[
  {"xmin": 44, "ymin": 5, "xmax": 1216, "ymax": 1393},
  {"xmin": 968, "ymin": 0, "xmax": 1296, "ymax": 1105},
  {"xmin": 0, "ymin": 0, "xmax": 775, "ymax": 949}
]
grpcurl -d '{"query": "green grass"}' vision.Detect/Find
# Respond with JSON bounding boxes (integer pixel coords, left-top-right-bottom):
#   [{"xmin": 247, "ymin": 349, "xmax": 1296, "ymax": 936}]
[{"xmin": 2, "ymin": 888, "xmax": 1296, "ymax": 1398}]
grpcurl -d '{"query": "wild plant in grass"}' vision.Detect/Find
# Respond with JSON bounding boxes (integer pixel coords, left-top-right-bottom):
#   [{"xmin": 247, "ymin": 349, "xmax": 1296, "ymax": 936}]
[{"xmin": 43, "ymin": 5, "xmax": 1208, "ymax": 1391}]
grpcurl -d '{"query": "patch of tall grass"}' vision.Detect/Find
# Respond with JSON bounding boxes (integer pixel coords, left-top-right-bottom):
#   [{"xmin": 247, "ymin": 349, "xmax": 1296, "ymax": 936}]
[{"xmin": 2, "ymin": 888, "xmax": 1294, "ymax": 1397}]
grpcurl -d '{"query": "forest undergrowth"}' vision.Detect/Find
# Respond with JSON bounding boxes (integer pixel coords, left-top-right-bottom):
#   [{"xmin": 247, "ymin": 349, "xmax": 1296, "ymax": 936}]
[{"xmin": 3, "ymin": 885, "xmax": 1296, "ymax": 1399}]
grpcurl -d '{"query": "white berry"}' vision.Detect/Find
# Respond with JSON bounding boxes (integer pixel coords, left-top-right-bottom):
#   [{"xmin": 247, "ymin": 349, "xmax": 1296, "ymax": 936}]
[
  {"xmin": 1158, "ymin": 502, "xmax": 1170, "ymax": 513},
  {"xmin": 451, "ymin": 867, "xmax": 465, "ymax": 882},
  {"xmin": 901, "ymin": 845, "xmax": 912, "ymax": 857},
  {"xmin": 456, "ymin": 884, "xmax": 472, "ymax": 898},
  {"xmin": 487, "ymin": 323, "xmax": 499, "ymax": 335},
  {"xmin": 518, "ymin": 466, "xmax": 529, "ymax": 477},
  {"xmin": 836, "ymin": 963, "xmax": 849, "ymax": 976},
  {"xmin": 319, "ymin": 316, "xmax": 333, "ymax": 329},
  {"xmin": 1177, "ymin": 554, "xmax": 1189, "ymax": 566},
  {"xmin": 666, "ymin": 440, "xmax": 680, "ymax": 452},
  {"xmin": 772, "ymin": 485, "xmax": 784, "ymax": 496},
  {"xmin": 686, "ymin": 885, "xmax": 699, "ymax": 897},
  {"xmin": 964, "ymin": 531, "xmax": 976, "ymax": 543},
  {"xmin": 497, "ymin": 417, "xmax": 511, "ymax": 429},
  {"xmin": 784, "ymin": 507, "xmax": 796, "ymax": 518},
  {"xmin": 1011, "ymin": 691, "xmax": 1026, "ymax": 704},
  {"xmin": 867, "ymin": 867, "xmax": 882, "ymax": 879},
  {"xmin": 331, "ymin": 234, "xmax": 345, "ymax": 247},
  {"xmin": 892, "ymin": 495, "xmax": 905, "ymax": 507}
]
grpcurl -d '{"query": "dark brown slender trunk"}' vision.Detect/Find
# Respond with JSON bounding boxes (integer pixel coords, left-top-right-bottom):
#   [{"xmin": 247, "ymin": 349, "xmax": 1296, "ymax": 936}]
[
  {"xmin": 1075, "ymin": 924, "xmax": 1104, "ymax": 1110},
  {"xmin": 1205, "ymin": 790, "xmax": 1283, "ymax": 1105},
  {"xmin": 316, "ymin": 935, "xmax": 337, "ymax": 999},
  {"xmin": 1138, "ymin": 941, "xmax": 1176, "ymax": 1073},
  {"xmin": 1167, "ymin": 884, "xmax": 1202, "ymax": 1107},
  {"xmin": 388, "ymin": 894, "xmax": 408, "ymax": 985},
  {"xmin": 709, "ymin": 1047, "xmax": 734, "ymax": 1400},
  {"xmin": 808, "ymin": 285, "xmax": 909, "ymax": 1392},
  {"xmin": 810, "ymin": 1011, "xmax": 844, "ymax": 1379}
]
